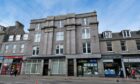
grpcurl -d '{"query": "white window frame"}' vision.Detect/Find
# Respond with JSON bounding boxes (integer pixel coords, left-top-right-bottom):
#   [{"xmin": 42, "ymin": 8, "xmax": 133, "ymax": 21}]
[
  {"xmin": 5, "ymin": 45, "xmax": 9, "ymax": 53},
  {"xmin": 8, "ymin": 35, "xmax": 14, "ymax": 41},
  {"xmin": 34, "ymin": 33, "xmax": 41, "ymax": 42},
  {"xmin": 82, "ymin": 28, "xmax": 90, "ymax": 39},
  {"xmin": 83, "ymin": 42, "xmax": 91, "ymax": 54},
  {"xmin": 56, "ymin": 44, "xmax": 64, "ymax": 55},
  {"xmin": 12, "ymin": 45, "xmax": 17, "ymax": 53},
  {"xmin": 23, "ymin": 34, "xmax": 28, "ymax": 40},
  {"xmin": 83, "ymin": 18, "xmax": 87, "ymax": 25},
  {"xmin": 36, "ymin": 23, "xmax": 40, "ymax": 30},
  {"xmin": 103, "ymin": 32, "xmax": 112, "ymax": 38},
  {"xmin": 16, "ymin": 35, "xmax": 21, "ymax": 41},
  {"xmin": 56, "ymin": 32, "xmax": 64, "ymax": 41},
  {"xmin": 122, "ymin": 30, "xmax": 131, "ymax": 38},
  {"xmin": 20, "ymin": 44, "xmax": 25, "ymax": 53},
  {"xmin": 32, "ymin": 46, "xmax": 39, "ymax": 56},
  {"xmin": 59, "ymin": 21, "xmax": 62, "ymax": 28}
]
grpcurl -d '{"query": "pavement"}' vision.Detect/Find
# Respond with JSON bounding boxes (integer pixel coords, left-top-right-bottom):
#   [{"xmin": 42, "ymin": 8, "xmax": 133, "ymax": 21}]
[{"xmin": 0, "ymin": 75, "xmax": 140, "ymax": 84}]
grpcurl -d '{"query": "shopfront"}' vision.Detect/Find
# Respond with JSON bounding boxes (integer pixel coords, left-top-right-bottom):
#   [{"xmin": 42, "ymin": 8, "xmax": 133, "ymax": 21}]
[
  {"xmin": 0, "ymin": 56, "xmax": 4, "ymax": 74},
  {"xmin": 123, "ymin": 57, "xmax": 140, "ymax": 76},
  {"xmin": 1, "ymin": 56, "xmax": 23, "ymax": 75},
  {"xmin": 77, "ymin": 59, "xmax": 98, "ymax": 77}
]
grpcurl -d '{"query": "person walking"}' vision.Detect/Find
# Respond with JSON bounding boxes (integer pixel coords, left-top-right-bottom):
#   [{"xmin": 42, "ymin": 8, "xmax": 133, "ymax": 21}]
[
  {"xmin": 131, "ymin": 68, "xmax": 136, "ymax": 79},
  {"xmin": 14, "ymin": 69, "xmax": 18, "ymax": 77}
]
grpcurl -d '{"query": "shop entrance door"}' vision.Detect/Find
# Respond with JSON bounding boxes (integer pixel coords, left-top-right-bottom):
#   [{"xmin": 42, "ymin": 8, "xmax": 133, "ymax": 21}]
[
  {"xmin": 68, "ymin": 59, "xmax": 74, "ymax": 76},
  {"xmin": 43, "ymin": 59, "xmax": 48, "ymax": 76}
]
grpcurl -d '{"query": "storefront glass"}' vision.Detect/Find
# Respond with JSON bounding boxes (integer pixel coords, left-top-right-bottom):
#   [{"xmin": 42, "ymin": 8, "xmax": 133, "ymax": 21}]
[
  {"xmin": 77, "ymin": 59, "xmax": 98, "ymax": 76},
  {"xmin": 51, "ymin": 59, "xmax": 65, "ymax": 75},
  {"xmin": 24, "ymin": 59, "xmax": 41, "ymax": 74}
]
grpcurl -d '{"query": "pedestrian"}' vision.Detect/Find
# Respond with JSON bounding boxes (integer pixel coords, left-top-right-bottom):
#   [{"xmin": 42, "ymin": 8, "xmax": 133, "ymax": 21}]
[
  {"xmin": 14, "ymin": 69, "xmax": 18, "ymax": 77},
  {"xmin": 131, "ymin": 68, "xmax": 136, "ymax": 79},
  {"xmin": 126, "ymin": 67, "xmax": 130, "ymax": 78}
]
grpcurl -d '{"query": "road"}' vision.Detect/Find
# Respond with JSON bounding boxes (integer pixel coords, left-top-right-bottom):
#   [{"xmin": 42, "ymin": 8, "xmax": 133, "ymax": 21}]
[{"xmin": 0, "ymin": 75, "xmax": 140, "ymax": 84}]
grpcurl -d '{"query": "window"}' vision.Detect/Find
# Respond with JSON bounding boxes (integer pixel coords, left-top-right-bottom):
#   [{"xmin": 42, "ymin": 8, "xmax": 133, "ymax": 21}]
[
  {"xmin": 32, "ymin": 46, "xmax": 39, "ymax": 56},
  {"xmin": 106, "ymin": 41, "xmax": 112, "ymax": 51},
  {"xmin": 16, "ymin": 35, "xmax": 21, "ymax": 41},
  {"xmin": 83, "ymin": 42, "xmax": 91, "ymax": 53},
  {"xmin": 56, "ymin": 44, "xmax": 63, "ymax": 54},
  {"xmin": 51, "ymin": 59, "xmax": 65, "ymax": 75},
  {"xmin": 23, "ymin": 34, "xmax": 28, "ymax": 40},
  {"xmin": 25, "ymin": 60, "xmax": 41, "ymax": 74},
  {"xmin": 56, "ymin": 32, "xmax": 64, "ymax": 41},
  {"xmin": 103, "ymin": 31, "xmax": 112, "ymax": 38},
  {"xmin": 82, "ymin": 28, "xmax": 90, "ymax": 39},
  {"xmin": 83, "ymin": 18, "xmax": 88, "ymax": 25},
  {"xmin": 12, "ymin": 45, "xmax": 16, "ymax": 53},
  {"xmin": 20, "ymin": 44, "xmax": 25, "ymax": 53},
  {"xmin": 8, "ymin": 35, "xmax": 14, "ymax": 41},
  {"xmin": 121, "ymin": 41, "xmax": 126, "ymax": 51},
  {"xmin": 36, "ymin": 23, "xmax": 40, "ymax": 30},
  {"xmin": 34, "ymin": 33, "xmax": 41, "ymax": 42},
  {"xmin": 136, "ymin": 40, "xmax": 140, "ymax": 50},
  {"xmin": 59, "ymin": 21, "xmax": 63, "ymax": 28},
  {"xmin": 5, "ymin": 45, "xmax": 9, "ymax": 53},
  {"xmin": 122, "ymin": 30, "xmax": 131, "ymax": 38}
]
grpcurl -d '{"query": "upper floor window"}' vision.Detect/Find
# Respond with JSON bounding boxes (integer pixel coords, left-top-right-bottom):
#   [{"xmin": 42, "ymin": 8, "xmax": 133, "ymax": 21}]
[
  {"xmin": 16, "ymin": 35, "xmax": 21, "ymax": 41},
  {"xmin": 122, "ymin": 30, "xmax": 131, "ymax": 38},
  {"xmin": 34, "ymin": 33, "xmax": 41, "ymax": 42},
  {"xmin": 136, "ymin": 40, "xmax": 140, "ymax": 50},
  {"xmin": 106, "ymin": 41, "xmax": 112, "ymax": 51},
  {"xmin": 83, "ymin": 42, "xmax": 91, "ymax": 54},
  {"xmin": 0, "ymin": 27, "xmax": 3, "ymax": 31},
  {"xmin": 56, "ymin": 44, "xmax": 63, "ymax": 55},
  {"xmin": 103, "ymin": 31, "xmax": 112, "ymax": 39},
  {"xmin": 83, "ymin": 42, "xmax": 91, "ymax": 53},
  {"xmin": 83, "ymin": 18, "xmax": 88, "ymax": 25},
  {"xmin": 23, "ymin": 34, "xmax": 28, "ymax": 40},
  {"xmin": 32, "ymin": 46, "xmax": 39, "ymax": 56},
  {"xmin": 59, "ymin": 21, "xmax": 63, "ymax": 28},
  {"xmin": 82, "ymin": 28, "xmax": 90, "ymax": 39},
  {"xmin": 5, "ymin": 45, "xmax": 9, "ymax": 53},
  {"xmin": 56, "ymin": 32, "xmax": 64, "ymax": 41},
  {"xmin": 12, "ymin": 45, "xmax": 17, "ymax": 53},
  {"xmin": 120, "ymin": 41, "xmax": 127, "ymax": 51},
  {"xmin": 36, "ymin": 23, "xmax": 41, "ymax": 30},
  {"xmin": 8, "ymin": 35, "xmax": 14, "ymax": 41},
  {"xmin": 20, "ymin": 44, "xmax": 25, "ymax": 53}
]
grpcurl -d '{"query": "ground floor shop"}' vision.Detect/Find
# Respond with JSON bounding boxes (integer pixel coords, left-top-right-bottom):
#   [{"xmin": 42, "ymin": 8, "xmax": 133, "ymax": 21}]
[
  {"xmin": 1, "ymin": 56, "xmax": 23, "ymax": 75},
  {"xmin": 22, "ymin": 55, "xmax": 103, "ymax": 77},
  {"xmin": 0, "ymin": 56, "xmax": 4, "ymax": 74}
]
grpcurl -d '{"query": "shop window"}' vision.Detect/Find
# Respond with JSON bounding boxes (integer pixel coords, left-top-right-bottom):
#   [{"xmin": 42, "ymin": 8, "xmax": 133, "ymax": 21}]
[
  {"xmin": 83, "ymin": 42, "xmax": 91, "ymax": 54},
  {"xmin": 136, "ymin": 40, "xmax": 140, "ymax": 50},
  {"xmin": 106, "ymin": 41, "xmax": 112, "ymax": 51},
  {"xmin": 82, "ymin": 28, "xmax": 90, "ymax": 39},
  {"xmin": 120, "ymin": 41, "xmax": 127, "ymax": 51}
]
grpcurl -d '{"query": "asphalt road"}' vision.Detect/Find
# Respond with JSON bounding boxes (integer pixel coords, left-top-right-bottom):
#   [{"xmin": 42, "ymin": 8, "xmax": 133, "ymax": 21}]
[{"xmin": 0, "ymin": 76, "xmax": 140, "ymax": 84}]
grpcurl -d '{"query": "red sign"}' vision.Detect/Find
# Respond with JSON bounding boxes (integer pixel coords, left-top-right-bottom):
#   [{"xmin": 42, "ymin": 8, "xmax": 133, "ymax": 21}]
[{"xmin": 4, "ymin": 56, "xmax": 23, "ymax": 59}]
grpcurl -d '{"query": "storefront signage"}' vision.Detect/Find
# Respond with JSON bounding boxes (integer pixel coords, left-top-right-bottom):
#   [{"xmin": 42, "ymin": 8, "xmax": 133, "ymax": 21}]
[
  {"xmin": 123, "ymin": 58, "xmax": 140, "ymax": 62},
  {"xmin": 103, "ymin": 59, "xmax": 113, "ymax": 62},
  {"xmin": 4, "ymin": 56, "xmax": 23, "ymax": 59}
]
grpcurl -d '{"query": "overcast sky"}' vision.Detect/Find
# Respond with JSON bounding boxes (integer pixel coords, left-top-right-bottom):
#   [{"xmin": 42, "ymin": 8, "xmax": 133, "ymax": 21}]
[{"xmin": 0, "ymin": 0, "xmax": 140, "ymax": 33}]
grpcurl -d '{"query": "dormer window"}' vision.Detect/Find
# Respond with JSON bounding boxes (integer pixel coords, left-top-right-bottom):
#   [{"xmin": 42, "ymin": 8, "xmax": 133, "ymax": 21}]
[
  {"xmin": 122, "ymin": 30, "xmax": 131, "ymax": 38},
  {"xmin": 16, "ymin": 35, "xmax": 21, "ymax": 41},
  {"xmin": 103, "ymin": 31, "xmax": 112, "ymax": 39},
  {"xmin": 23, "ymin": 34, "xmax": 28, "ymax": 40},
  {"xmin": 8, "ymin": 35, "xmax": 14, "ymax": 41}
]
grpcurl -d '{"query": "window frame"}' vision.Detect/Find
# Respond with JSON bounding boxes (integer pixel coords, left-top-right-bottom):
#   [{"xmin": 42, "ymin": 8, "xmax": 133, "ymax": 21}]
[
  {"xmin": 106, "ymin": 41, "xmax": 113, "ymax": 51},
  {"xmin": 8, "ymin": 35, "xmax": 14, "ymax": 41},
  {"xmin": 56, "ymin": 32, "xmax": 64, "ymax": 41},
  {"xmin": 82, "ymin": 42, "xmax": 91, "ymax": 54},
  {"xmin": 55, "ymin": 44, "xmax": 64, "ymax": 55},
  {"xmin": 82, "ymin": 28, "xmax": 90, "ymax": 39},
  {"xmin": 23, "ymin": 34, "xmax": 28, "ymax": 40},
  {"xmin": 34, "ymin": 33, "xmax": 41, "ymax": 42},
  {"xmin": 136, "ymin": 40, "xmax": 140, "ymax": 50},
  {"xmin": 32, "ymin": 46, "xmax": 39, "ymax": 56}
]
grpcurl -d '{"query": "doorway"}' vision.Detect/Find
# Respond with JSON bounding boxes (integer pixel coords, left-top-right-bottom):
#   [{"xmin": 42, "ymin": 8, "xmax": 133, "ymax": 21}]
[
  {"xmin": 68, "ymin": 59, "xmax": 74, "ymax": 76},
  {"xmin": 43, "ymin": 59, "xmax": 48, "ymax": 76}
]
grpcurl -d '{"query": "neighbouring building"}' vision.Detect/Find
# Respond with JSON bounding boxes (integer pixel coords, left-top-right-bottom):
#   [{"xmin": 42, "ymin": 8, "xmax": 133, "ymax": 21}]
[
  {"xmin": 100, "ymin": 30, "xmax": 140, "ymax": 77},
  {"xmin": 0, "ymin": 21, "xmax": 29, "ymax": 75}
]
